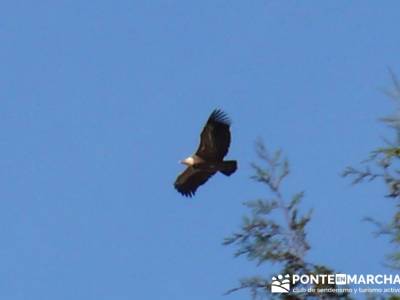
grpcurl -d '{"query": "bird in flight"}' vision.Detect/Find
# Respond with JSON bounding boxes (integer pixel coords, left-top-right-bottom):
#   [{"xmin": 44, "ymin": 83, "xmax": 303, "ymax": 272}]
[{"xmin": 174, "ymin": 109, "xmax": 237, "ymax": 197}]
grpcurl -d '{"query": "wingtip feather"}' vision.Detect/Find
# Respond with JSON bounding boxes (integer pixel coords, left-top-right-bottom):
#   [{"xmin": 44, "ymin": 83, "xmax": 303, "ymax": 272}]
[{"xmin": 209, "ymin": 109, "xmax": 231, "ymax": 126}]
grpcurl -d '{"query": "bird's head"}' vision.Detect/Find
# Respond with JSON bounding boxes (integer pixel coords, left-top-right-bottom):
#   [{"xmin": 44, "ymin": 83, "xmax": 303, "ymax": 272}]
[{"xmin": 179, "ymin": 156, "xmax": 195, "ymax": 166}]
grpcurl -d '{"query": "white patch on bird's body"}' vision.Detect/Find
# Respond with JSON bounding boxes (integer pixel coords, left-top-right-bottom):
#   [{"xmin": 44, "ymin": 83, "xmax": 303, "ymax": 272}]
[
  {"xmin": 180, "ymin": 155, "xmax": 204, "ymax": 166},
  {"xmin": 182, "ymin": 156, "xmax": 195, "ymax": 166}
]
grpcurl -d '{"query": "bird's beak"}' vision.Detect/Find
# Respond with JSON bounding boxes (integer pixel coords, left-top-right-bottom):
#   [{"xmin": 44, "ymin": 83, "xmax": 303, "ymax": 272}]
[{"xmin": 178, "ymin": 160, "xmax": 183, "ymax": 164}]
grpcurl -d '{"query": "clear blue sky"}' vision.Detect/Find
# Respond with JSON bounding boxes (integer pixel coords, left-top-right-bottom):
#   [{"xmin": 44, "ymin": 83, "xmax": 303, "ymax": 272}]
[{"xmin": 1, "ymin": 1, "xmax": 400, "ymax": 299}]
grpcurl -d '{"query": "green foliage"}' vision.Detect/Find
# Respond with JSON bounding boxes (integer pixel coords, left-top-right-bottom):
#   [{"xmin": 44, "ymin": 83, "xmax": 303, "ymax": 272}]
[
  {"xmin": 224, "ymin": 140, "xmax": 350, "ymax": 299},
  {"xmin": 342, "ymin": 71, "xmax": 400, "ymax": 270}
]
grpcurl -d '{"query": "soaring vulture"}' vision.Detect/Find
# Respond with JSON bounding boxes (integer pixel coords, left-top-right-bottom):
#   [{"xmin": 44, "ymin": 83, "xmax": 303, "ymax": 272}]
[{"xmin": 174, "ymin": 109, "xmax": 237, "ymax": 197}]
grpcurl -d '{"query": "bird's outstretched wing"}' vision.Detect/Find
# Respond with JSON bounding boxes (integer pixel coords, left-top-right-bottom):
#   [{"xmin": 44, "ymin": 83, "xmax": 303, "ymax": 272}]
[
  {"xmin": 174, "ymin": 166, "xmax": 216, "ymax": 197},
  {"xmin": 196, "ymin": 109, "xmax": 231, "ymax": 161}
]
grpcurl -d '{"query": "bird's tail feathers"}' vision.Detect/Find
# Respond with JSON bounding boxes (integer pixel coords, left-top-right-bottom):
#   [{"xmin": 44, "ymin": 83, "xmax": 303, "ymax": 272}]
[{"xmin": 219, "ymin": 160, "xmax": 237, "ymax": 176}]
